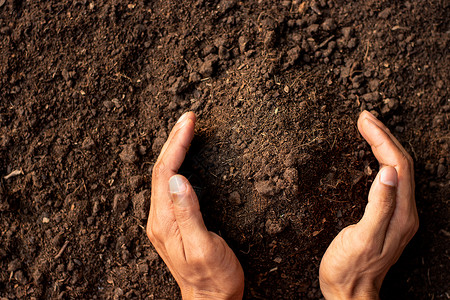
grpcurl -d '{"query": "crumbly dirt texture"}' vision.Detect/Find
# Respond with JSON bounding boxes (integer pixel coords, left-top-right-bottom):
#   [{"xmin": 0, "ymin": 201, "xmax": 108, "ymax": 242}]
[{"xmin": 0, "ymin": 0, "xmax": 449, "ymax": 299}]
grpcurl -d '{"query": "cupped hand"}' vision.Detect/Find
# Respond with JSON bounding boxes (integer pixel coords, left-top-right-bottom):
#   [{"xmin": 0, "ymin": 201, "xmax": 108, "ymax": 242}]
[
  {"xmin": 146, "ymin": 112, "xmax": 244, "ymax": 300},
  {"xmin": 319, "ymin": 111, "xmax": 419, "ymax": 300}
]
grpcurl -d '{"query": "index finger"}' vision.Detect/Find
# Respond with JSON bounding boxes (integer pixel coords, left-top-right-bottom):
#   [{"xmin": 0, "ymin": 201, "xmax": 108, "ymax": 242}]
[
  {"xmin": 157, "ymin": 112, "xmax": 197, "ymax": 163},
  {"xmin": 151, "ymin": 112, "xmax": 196, "ymax": 211},
  {"xmin": 357, "ymin": 112, "xmax": 413, "ymax": 175},
  {"xmin": 357, "ymin": 113, "xmax": 415, "ymax": 221},
  {"xmin": 359, "ymin": 111, "xmax": 411, "ymax": 160}
]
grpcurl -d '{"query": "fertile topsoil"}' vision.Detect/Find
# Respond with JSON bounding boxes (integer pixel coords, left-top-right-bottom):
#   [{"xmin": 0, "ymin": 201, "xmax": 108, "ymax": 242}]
[{"xmin": 0, "ymin": 0, "xmax": 448, "ymax": 299}]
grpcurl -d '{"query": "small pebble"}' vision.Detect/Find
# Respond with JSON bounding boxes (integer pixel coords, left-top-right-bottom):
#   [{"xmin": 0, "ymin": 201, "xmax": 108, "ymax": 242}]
[
  {"xmin": 199, "ymin": 60, "xmax": 214, "ymax": 77},
  {"xmin": 138, "ymin": 262, "xmax": 149, "ymax": 274}
]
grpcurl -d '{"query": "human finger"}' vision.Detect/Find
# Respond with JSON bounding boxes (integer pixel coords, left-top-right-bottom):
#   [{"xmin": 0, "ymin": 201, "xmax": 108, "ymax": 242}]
[
  {"xmin": 357, "ymin": 114, "xmax": 418, "ymax": 251},
  {"xmin": 150, "ymin": 115, "xmax": 195, "ymax": 213},
  {"xmin": 157, "ymin": 112, "xmax": 196, "ymax": 162},
  {"xmin": 356, "ymin": 166, "xmax": 397, "ymax": 249},
  {"xmin": 153, "ymin": 117, "xmax": 195, "ymax": 181},
  {"xmin": 359, "ymin": 111, "xmax": 415, "ymax": 182},
  {"xmin": 358, "ymin": 111, "xmax": 409, "ymax": 158},
  {"xmin": 148, "ymin": 113, "xmax": 195, "ymax": 243},
  {"xmin": 357, "ymin": 116, "xmax": 414, "ymax": 209},
  {"xmin": 357, "ymin": 117, "xmax": 411, "ymax": 171},
  {"xmin": 168, "ymin": 175, "xmax": 211, "ymax": 254}
]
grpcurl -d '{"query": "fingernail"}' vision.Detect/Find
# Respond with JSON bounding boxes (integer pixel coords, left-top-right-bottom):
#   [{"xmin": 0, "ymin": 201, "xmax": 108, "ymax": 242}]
[
  {"xmin": 176, "ymin": 112, "xmax": 188, "ymax": 124},
  {"xmin": 380, "ymin": 167, "xmax": 398, "ymax": 187},
  {"xmin": 169, "ymin": 175, "xmax": 187, "ymax": 194},
  {"xmin": 364, "ymin": 110, "xmax": 375, "ymax": 118}
]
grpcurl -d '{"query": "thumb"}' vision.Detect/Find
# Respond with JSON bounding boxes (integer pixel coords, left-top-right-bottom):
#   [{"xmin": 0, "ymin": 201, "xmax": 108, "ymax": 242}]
[
  {"xmin": 357, "ymin": 166, "xmax": 398, "ymax": 245},
  {"xmin": 169, "ymin": 175, "xmax": 211, "ymax": 249}
]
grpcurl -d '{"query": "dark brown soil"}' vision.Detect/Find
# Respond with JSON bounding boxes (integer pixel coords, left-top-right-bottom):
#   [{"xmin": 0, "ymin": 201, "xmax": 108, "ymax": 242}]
[{"xmin": 0, "ymin": 0, "xmax": 448, "ymax": 299}]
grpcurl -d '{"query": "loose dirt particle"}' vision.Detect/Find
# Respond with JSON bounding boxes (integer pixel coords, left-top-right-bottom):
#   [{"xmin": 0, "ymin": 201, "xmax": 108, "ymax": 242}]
[
  {"xmin": 378, "ymin": 7, "xmax": 392, "ymax": 19},
  {"xmin": 265, "ymin": 218, "xmax": 286, "ymax": 235},
  {"xmin": 132, "ymin": 190, "xmax": 150, "ymax": 220},
  {"xmin": 283, "ymin": 168, "xmax": 298, "ymax": 184},
  {"xmin": 119, "ymin": 144, "xmax": 139, "ymax": 164},
  {"xmin": 14, "ymin": 270, "xmax": 28, "ymax": 285},
  {"xmin": 255, "ymin": 180, "xmax": 275, "ymax": 197},
  {"xmin": 238, "ymin": 36, "xmax": 248, "ymax": 53},
  {"xmin": 199, "ymin": 60, "xmax": 214, "ymax": 77},
  {"xmin": 7, "ymin": 259, "xmax": 21, "ymax": 272},
  {"xmin": 113, "ymin": 193, "xmax": 129, "ymax": 214},
  {"xmin": 229, "ymin": 191, "xmax": 242, "ymax": 205},
  {"xmin": 264, "ymin": 30, "xmax": 276, "ymax": 48},
  {"xmin": 306, "ymin": 24, "xmax": 320, "ymax": 35},
  {"xmin": 129, "ymin": 176, "xmax": 144, "ymax": 190},
  {"xmin": 321, "ymin": 18, "xmax": 336, "ymax": 31}
]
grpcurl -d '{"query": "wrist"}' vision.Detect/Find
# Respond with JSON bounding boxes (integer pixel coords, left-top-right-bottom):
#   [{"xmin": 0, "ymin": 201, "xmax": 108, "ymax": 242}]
[
  {"xmin": 321, "ymin": 290, "xmax": 379, "ymax": 300},
  {"xmin": 320, "ymin": 280, "xmax": 379, "ymax": 300},
  {"xmin": 182, "ymin": 287, "xmax": 243, "ymax": 300}
]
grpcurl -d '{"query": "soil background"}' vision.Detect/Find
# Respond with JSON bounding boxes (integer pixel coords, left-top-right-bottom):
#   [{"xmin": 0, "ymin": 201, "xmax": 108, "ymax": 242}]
[{"xmin": 0, "ymin": 0, "xmax": 449, "ymax": 299}]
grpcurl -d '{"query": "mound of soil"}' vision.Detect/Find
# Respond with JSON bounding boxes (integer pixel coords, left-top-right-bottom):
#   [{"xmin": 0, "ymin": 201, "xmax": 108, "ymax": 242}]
[{"xmin": 0, "ymin": 0, "xmax": 448, "ymax": 299}]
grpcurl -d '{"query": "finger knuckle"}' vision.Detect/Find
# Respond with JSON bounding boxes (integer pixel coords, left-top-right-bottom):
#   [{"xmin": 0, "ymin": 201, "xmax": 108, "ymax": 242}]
[
  {"xmin": 190, "ymin": 251, "xmax": 208, "ymax": 266},
  {"xmin": 152, "ymin": 162, "xmax": 166, "ymax": 179},
  {"xmin": 399, "ymin": 217, "xmax": 419, "ymax": 242},
  {"xmin": 413, "ymin": 218, "xmax": 419, "ymax": 233},
  {"xmin": 153, "ymin": 227, "xmax": 165, "ymax": 242},
  {"xmin": 359, "ymin": 238, "xmax": 376, "ymax": 254},
  {"xmin": 339, "ymin": 226, "xmax": 355, "ymax": 247},
  {"xmin": 190, "ymin": 243, "xmax": 217, "ymax": 265},
  {"xmin": 180, "ymin": 143, "xmax": 189, "ymax": 154},
  {"xmin": 406, "ymin": 217, "xmax": 419, "ymax": 236},
  {"xmin": 406, "ymin": 153, "xmax": 414, "ymax": 165},
  {"xmin": 147, "ymin": 222, "xmax": 163, "ymax": 243},
  {"xmin": 353, "ymin": 229, "xmax": 383, "ymax": 255},
  {"xmin": 204, "ymin": 246, "xmax": 219, "ymax": 261},
  {"xmin": 399, "ymin": 154, "xmax": 410, "ymax": 167},
  {"xmin": 146, "ymin": 225, "xmax": 156, "ymax": 242},
  {"xmin": 396, "ymin": 154, "xmax": 411, "ymax": 171},
  {"xmin": 174, "ymin": 208, "xmax": 196, "ymax": 225},
  {"xmin": 354, "ymin": 240, "xmax": 370, "ymax": 254},
  {"xmin": 210, "ymin": 233, "xmax": 226, "ymax": 245}
]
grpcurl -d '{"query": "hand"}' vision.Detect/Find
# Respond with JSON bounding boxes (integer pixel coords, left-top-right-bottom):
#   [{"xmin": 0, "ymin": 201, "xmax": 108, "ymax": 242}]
[
  {"xmin": 146, "ymin": 112, "xmax": 244, "ymax": 300},
  {"xmin": 319, "ymin": 111, "xmax": 419, "ymax": 300}
]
